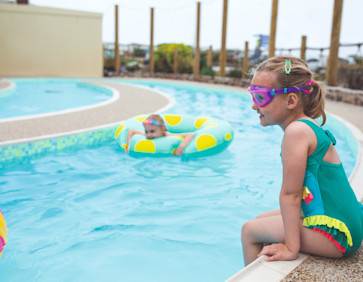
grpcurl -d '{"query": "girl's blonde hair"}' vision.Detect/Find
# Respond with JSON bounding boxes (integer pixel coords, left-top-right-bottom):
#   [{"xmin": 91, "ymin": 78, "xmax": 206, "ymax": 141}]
[{"xmin": 255, "ymin": 56, "xmax": 326, "ymax": 125}]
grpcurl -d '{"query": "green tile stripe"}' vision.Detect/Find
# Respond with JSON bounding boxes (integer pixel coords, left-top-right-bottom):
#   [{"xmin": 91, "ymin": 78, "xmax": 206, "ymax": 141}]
[{"xmin": 0, "ymin": 126, "xmax": 117, "ymax": 169}]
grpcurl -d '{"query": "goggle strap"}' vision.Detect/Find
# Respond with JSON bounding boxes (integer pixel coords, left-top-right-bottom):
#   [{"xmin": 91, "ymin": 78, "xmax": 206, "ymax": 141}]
[{"xmin": 143, "ymin": 119, "xmax": 162, "ymax": 127}]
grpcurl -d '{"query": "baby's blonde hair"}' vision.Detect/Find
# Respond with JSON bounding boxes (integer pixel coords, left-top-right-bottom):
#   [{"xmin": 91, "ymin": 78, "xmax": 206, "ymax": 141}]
[
  {"xmin": 146, "ymin": 114, "xmax": 165, "ymax": 127},
  {"xmin": 255, "ymin": 56, "xmax": 326, "ymax": 125}
]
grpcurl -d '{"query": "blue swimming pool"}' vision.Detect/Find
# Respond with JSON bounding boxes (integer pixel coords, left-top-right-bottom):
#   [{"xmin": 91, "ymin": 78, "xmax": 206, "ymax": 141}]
[
  {"xmin": 0, "ymin": 79, "xmax": 114, "ymax": 120},
  {"xmin": 0, "ymin": 80, "xmax": 358, "ymax": 281}
]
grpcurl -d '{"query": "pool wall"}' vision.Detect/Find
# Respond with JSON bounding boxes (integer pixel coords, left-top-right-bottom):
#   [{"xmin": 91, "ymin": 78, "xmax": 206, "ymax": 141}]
[
  {"xmin": 0, "ymin": 80, "xmax": 15, "ymax": 98},
  {"xmin": 0, "ymin": 125, "xmax": 117, "ymax": 169},
  {"xmin": 325, "ymin": 111, "xmax": 363, "ymax": 200}
]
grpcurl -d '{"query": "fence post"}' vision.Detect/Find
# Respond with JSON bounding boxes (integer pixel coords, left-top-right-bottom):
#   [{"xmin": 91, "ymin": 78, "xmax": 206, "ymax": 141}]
[
  {"xmin": 301, "ymin": 35, "xmax": 307, "ymax": 61},
  {"xmin": 194, "ymin": 2, "xmax": 201, "ymax": 76},
  {"xmin": 114, "ymin": 5, "xmax": 120, "ymax": 74},
  {"xmin": 326, "ymin": 0, "xmax": 343, "ymax": 86},
  {"xmin": 219, "ymin": 0, "xmax": 228, "ymax": 77},
  {"xmin": 268, "ymin": 0, "xmax": 278, "ymax": 58},
  {"xmin": 173, "ymin": 47, "xmax": 178, "ymax": 74},
  {"xmin": 207, "ymin": 46, "xmax": 213, "ymax": 67},
  {"xmin": 242, "ymin": 41, "xmax": 249, "ymax": 79},
  {"xmin": 103, "ymin": 45, "xmax": 105, "ymax": 70},
  {"xmin": 149, "ymin": 8, "xmax": 155, "ymax": 73}
]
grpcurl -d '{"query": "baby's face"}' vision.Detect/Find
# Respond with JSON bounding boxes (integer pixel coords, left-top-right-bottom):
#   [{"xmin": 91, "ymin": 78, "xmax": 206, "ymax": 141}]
[{"xmin": 144, "ymin": 124, "xmax": 164, "ymax": 139}]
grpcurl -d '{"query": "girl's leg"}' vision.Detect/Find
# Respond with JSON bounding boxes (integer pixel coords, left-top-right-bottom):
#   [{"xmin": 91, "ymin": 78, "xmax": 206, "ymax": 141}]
[
  {"xmin": 299, "ymin": 226, "xmax": 343, "ymax": 258},
  {"xmin": 241, "ymin": 209, "xmax": 282, "ymax": 265},
  {"xmin": 256, "ymin": 208, "xmax": 281, "ymax": 218},
  {"xmin": 241, "ymin": 215, "xmax": 285, "ymax": 265}
]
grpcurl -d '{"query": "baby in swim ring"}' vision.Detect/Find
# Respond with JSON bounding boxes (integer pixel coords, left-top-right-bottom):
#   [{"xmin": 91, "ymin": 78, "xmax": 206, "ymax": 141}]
[{"xmin": 126, "ymin": 114, "xmax": 194, "ymax": 156}]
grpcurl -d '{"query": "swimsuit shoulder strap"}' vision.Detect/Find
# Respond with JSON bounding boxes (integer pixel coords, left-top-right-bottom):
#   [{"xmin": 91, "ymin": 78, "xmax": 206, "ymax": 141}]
[{"xmin": 296, "ymin": 119, "xmax": 336, "ymax": 162}]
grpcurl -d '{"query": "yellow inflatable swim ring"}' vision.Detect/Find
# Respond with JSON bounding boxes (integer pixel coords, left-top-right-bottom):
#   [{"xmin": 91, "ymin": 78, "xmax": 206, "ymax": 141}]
[
  {"xmin": 115, "ymin": 114, "xmax": 233, "ymax": 157},
  {"xmin": 0, "ymin": 209, "xmax": 7, "ymax": 259}
]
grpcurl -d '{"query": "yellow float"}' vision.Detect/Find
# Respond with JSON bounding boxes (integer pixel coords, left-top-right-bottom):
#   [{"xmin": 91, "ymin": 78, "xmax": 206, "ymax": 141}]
[
  {"xmin": 115, "ymin": 114, "xmax": 233, "ymax": 157},
  {"xmin": 0, "ymin": 210, "xmax": 7, "ymax": 259}
]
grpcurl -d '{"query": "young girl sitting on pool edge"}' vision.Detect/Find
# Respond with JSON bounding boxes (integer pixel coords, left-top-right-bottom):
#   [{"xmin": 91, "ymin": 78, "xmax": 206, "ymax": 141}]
[
  {"xmin": 241, "ymin": 56, "xmax": 363, "ymax": 266},
  {"xmin": 126, "ymin": 114, "xmax": 195, "ymax": 156}
]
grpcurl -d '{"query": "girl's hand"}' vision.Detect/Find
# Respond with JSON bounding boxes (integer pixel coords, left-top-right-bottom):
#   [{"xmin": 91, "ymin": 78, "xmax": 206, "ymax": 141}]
[{"xmin": 258, "ymin": 243, "xmax": 298, "ymax": 262}]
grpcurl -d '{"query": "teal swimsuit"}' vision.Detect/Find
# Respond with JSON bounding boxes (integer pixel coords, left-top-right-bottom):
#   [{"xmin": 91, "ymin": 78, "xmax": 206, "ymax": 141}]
[{"xmin": 298, "ymin": 119, "xmax": 363, "ymax": 256}]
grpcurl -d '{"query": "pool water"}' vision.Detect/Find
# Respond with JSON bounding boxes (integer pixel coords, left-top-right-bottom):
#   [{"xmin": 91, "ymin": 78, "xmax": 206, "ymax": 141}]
[
  {"xmin": 0, "ymin": 79, "xmax": 113, "ymax": 120},
  {"xmin": 0, "ymin": 81, "xmax": 357, "ymax": 281}
]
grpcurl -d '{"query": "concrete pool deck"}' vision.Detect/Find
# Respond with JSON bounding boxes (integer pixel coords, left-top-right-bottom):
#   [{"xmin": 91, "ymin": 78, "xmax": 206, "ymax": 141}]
[
  {"xmin": 0, "ymin": 77, "xmax": 362, "ymax": 281},
  {"xmin": 0, "ymin": 80, "xmax": 172, "ymax": 144}
]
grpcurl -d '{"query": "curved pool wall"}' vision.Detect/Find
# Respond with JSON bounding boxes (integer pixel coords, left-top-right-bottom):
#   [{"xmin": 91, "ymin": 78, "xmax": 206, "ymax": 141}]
[
  {"xmin": 0, "ymin": 78, "xmax": 116, "ymax": 121},
  {"xmin": 0, "ymin": 80, "xmax": 16, "ymax": 98},
  {"xmin": 0, "ymin": 125, "xmax": 117, "ymax": 169}
]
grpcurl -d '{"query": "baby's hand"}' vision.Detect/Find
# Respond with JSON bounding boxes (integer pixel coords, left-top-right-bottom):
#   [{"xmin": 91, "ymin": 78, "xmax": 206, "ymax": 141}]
[{"xmin": 173, "ymin": 148, "xmax": 183, "ymax": 156}]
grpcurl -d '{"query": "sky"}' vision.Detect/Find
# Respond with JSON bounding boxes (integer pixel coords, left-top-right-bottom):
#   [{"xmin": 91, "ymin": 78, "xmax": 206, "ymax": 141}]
[{"xmin": 29, "ymin": 0, "xmax": 363, "ymax": 59}]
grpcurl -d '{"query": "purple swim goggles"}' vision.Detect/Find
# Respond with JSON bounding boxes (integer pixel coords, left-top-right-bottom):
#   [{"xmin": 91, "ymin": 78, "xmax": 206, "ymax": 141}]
[
  {"xmin": 143, "ymin": 118, "xmax": 163, "ymax": 127},
  {"xmin": 248, "ymin": 78, "xmax": 315, "ymax": 107}
]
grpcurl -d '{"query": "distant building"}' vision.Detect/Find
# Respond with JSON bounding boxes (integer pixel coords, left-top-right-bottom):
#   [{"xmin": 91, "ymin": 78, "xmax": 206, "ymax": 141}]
[{"xmin": 0, "ymin": 4, "xmax": 103, "ymax": 77}]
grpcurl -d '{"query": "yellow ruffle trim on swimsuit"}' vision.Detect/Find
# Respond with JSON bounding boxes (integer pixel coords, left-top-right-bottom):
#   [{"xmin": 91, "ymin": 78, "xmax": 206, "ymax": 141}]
[{"xmin": 303, "ymin": 215, "xmax": 353, "ymax": 247}]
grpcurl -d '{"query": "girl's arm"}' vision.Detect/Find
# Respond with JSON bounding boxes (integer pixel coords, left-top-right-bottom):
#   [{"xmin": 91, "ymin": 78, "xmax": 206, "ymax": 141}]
[
  {"xmin": 126, "ymin": 129, "xmax": 145, "ymax": 153},
  {"xmin": 260, "ymin": 122, "xmax": 312, "ymax": 261},
  {"xmin": 169, "ymin": 133, "xmax": 195, "ymax": 156}
]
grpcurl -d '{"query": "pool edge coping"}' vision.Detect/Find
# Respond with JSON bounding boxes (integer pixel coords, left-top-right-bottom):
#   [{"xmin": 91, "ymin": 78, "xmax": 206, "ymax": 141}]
[
  {"xmin": 0, "ymin": 79, "xmax": 15, "ymax": 93},
  {"xmin": 326, "ymin": 111, "xmax": 363, "ymax": 201}
]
